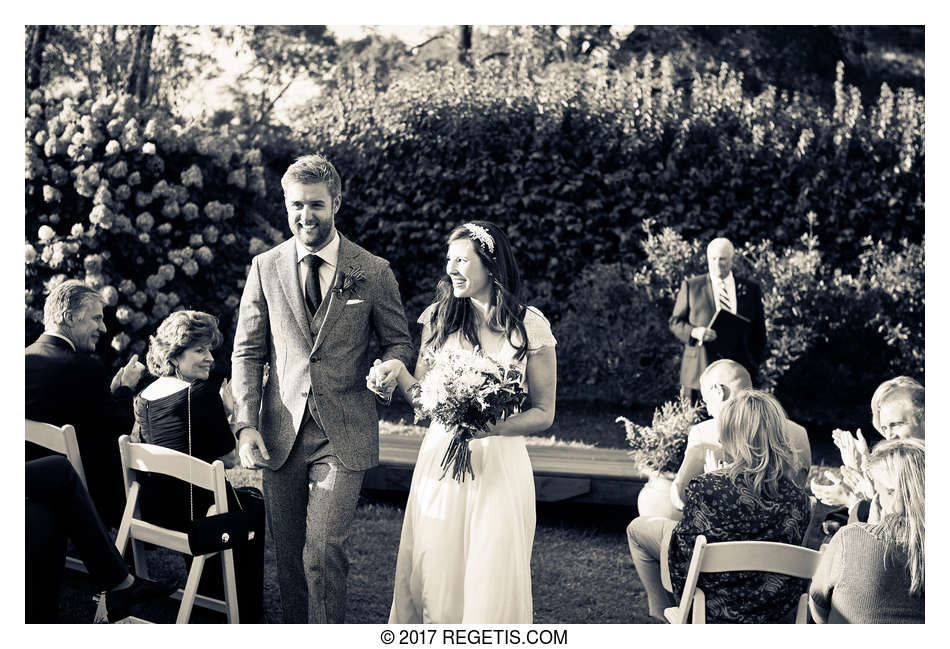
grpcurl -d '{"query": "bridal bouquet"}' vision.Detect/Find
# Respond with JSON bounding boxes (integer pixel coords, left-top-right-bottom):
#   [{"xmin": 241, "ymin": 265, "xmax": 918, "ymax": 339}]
[{"xmin": 412, "ymin": 346, "xmax": 528, "ymax": 482}]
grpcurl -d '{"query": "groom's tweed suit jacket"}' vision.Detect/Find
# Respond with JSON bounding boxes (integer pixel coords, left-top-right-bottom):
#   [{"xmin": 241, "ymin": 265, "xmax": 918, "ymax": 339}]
[{"xmin": 231, "ymin": 235, "xmax": 413, "ymax": 471}]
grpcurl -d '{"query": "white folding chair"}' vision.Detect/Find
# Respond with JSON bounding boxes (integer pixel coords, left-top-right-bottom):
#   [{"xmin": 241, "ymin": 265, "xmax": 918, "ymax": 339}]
[
  {"xmin": 25, "ymin": 419, "xmax": 89, "ymax": 573},
  {"xmin": 114, "ymin": 435, "xmax": 240, "ymax": 623},
  {"xmin": 664, "ymin": 534, "xmax": 823, "ymax": 624}
]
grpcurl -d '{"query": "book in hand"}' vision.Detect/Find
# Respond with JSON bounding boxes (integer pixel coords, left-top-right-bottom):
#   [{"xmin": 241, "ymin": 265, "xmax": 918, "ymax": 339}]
[{"xmin": 703, "ymin": 308, "xmax": 750, "ymax": 352}]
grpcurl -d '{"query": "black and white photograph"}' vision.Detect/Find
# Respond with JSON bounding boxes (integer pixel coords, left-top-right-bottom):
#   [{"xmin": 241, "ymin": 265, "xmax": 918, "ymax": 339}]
[{"xmin": 19, "ymin": 16, "xmax": 931, "ymax": 631}]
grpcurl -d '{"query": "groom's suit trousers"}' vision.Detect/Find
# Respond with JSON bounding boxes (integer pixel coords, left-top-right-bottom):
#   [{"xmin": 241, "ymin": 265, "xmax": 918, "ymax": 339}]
[{"xmin": 262, "ymin": 413, "xmax": 365, "ymax": 623}]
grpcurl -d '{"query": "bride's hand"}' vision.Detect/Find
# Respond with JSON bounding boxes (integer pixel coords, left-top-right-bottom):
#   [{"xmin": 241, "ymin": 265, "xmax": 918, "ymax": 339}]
[
  {"xmin": 474, "ymin": 420, "xmax": 506, "ymax": 439},
  {"xmin": 366, "ymin": 358, "xmax": 404, "ymax": 398}
]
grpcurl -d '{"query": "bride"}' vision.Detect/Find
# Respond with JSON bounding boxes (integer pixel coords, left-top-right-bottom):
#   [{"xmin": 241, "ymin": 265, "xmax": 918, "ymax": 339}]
[{"xmin": 370, "ymin": 221, "xmax": 557, "ymax": 623}]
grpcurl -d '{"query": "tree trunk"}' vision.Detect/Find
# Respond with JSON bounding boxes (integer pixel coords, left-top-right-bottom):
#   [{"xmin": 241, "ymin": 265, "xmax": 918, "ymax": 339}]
[
  {"xmin": 458, "ymin": 25, "xmax": 472, "ymax": 66},
  {"xmin": 25, "ymin": 25, "xmax": 49, "ymax": 90},
  {"xmin": 127, "ymin": 25, "xmax": 156, "ymax": 103}
]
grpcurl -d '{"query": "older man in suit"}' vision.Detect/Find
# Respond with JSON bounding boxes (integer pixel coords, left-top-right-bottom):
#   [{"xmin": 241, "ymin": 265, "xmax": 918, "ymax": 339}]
[
  {"xmin": 26, "ymin": 280, "xmax": 146, "ymax": 527},
  {"xmin": 231, "ymin": 154, "xmax": 413, "ymax": 623},
  {"xmin": 669, "ymin": 237, "xmax": 766, "ymax": 401}
]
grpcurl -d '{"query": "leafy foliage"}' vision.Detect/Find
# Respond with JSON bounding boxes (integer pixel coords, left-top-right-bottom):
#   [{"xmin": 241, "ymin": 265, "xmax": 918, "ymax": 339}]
[
  {"xmin": 619, "ymin": 397, "xmax": 702, "ymax": 474},
  {"xmin": 24, "ymin": 88, "xmax": 282, "ymax": 368}
]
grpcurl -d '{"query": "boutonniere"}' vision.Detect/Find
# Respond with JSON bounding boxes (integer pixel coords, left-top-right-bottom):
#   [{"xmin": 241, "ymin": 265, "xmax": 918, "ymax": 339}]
[{"xmin": 333, "ymin": 266, "xmax": 367, "ymax": 297}]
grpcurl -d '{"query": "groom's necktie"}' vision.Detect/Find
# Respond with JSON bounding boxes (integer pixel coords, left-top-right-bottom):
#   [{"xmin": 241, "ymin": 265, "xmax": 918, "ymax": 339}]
[
  {"xmin": 303, "ymin": 254, "xmax": 324, "ymax": 317},
  {"xmin": 718, "ymin": 281, "xmax": 733, "ymax": 313}
]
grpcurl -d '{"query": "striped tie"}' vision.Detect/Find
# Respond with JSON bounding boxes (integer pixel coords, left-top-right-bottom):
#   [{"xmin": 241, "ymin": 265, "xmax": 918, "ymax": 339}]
[{"xmin": 718, "ymin": 281, "xmax": 732, "ymax": 313}]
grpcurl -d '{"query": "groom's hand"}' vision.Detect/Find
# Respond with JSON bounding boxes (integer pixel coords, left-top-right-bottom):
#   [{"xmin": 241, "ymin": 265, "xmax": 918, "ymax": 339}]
[
  {"xmin": 238, "ymin": 427, "xmax": 270, "ymax": 469},
  {"xmin": 367, "ymin": 358, "xmax": 401, "ymax": 397}
]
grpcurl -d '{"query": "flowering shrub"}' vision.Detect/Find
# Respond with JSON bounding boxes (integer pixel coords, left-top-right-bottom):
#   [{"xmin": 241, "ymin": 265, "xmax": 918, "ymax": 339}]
[
  {"xmin": 560, "ymin": 219, "xmax": 924, "ymax": 410},
  {"xmin": 619, "ymin": 397, "xmax": 702, "ymax": 475},
  {"xmin": 296, "ymin": 58, "xmax": 922, "ymax": 331},
  {"xmin": 24, "ymin": 89, "xmax": 282, "ymax": 367}
]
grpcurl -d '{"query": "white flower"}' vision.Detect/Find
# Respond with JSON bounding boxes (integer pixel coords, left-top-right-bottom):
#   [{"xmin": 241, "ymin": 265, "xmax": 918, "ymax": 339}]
[
  {"xmin": 196, "ymin": 246, "xmax": 214, "ymax": 264},
  {"xmin": 130, "ymin": 291, "xmax": 148, "ymax": 308},
  {"xmin": 142, "ymin": 142, "xmax": 157, "ymax": 155},
  {"xmin": 111, "ymin": 332, "xmax": 131, "ymax": 353},
  {"xmin": 115, "ymin": 305, "xmax": 133, "ymax": 324},
  {"xmin": 70, "ymin": 223, "xmax": 84, "ymax": 237},
  {"xmin": 105, "ymin": 140, "xmax": 121, "ymax": 155},
  {"xmin": 158, "ymin": 264, "xmax": 175, "ymax": 281},
  {"xmin": 138, "ymin": 233, "xmax": 151, "ymax": 244},
  {"xmin": 182, "ymin": 260, "xmax": 199, "ymax": 277},
  {"xmin": 25, "ymin": 244, "xmax": 38, "ymax": 264},
  {"xmin": 156, "ymin": 223, "xmax": 172, "ymax": 235},
  {"xmin": 136, "ymin": 212, "xmax": 154, "ymax": 231},
  {"xmin": 181, "ymin": 164, "xmax": 203, "ymax": 188},
  {"xmin": 38, "ymin": 225, "xmax": 55, "ymax": 241},
  {"xmin": 118, "ymin": 279, "xmax": 136, "ymax": 294},
  {"xmin": 189, "ymin": 234, "xmax": 204, "ymax": 247},
  {"xmin": 100, "ymin": 285, "xmax": 119, "ymax": 306}
]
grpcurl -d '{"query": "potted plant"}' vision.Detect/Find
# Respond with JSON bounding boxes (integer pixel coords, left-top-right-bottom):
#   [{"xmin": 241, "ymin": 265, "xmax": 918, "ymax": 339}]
[{"xmin": 617, "ymin": 397, "xmax": 703, "ymax": 519}]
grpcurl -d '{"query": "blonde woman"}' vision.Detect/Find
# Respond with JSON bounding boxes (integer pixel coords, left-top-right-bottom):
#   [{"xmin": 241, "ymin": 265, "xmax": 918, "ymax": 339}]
[
  {"xmin": 809, "ymin": 438, "xmax": 925, "ymax": 623},
  {"xmin": 628, "ymin": 389, "xmax": 811, "ymax": 623}
]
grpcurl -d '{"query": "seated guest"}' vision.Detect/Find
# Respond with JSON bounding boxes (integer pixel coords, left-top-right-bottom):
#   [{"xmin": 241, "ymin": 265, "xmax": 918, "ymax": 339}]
[
  {"xmin": 877, "ymin": 383, "xmax": 924, "ymax": 441},
  {"xmin": 871, "ymin": 376, "xmax": 923, "ymax": 436},
  {"xmin": 132, "ymin": 310, "xmax": 265, "ymax": 621},
  {"xmin": 809, "ymin": 438, "xmax": 924, "ymax": 623},
  {"xmin": 670, "ymin": 360, "xmax": 811, "ymax": 510},
  {"xmin": 26, "ymin": 455, "xmax": 176, "ymax": 623},
  {"xmin": 814, "ymin": 377, "xmax": 924, "ymax": 524},
  {"xmin": 26, "ymin": 279, "xmax": 146, "ymax": 527},
  {"xmin": 627, "ymin": 390, "xmax": 811, "ymax": 623}
]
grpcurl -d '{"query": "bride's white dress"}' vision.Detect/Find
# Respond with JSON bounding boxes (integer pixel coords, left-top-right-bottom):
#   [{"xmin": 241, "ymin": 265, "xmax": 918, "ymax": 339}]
[{"xmin": 388, "ymin": 305, "xmax": 557, "ymax": 623}]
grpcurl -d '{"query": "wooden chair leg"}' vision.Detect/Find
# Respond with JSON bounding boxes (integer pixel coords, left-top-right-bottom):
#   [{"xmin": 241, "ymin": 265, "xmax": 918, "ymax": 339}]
[
  {"xmin": 176, "ymin": 554, "xmax": 207, "ymax": 624},
  {"xmin": 221, "ymin": 548, "xmax": 240, "ymax": 624}
]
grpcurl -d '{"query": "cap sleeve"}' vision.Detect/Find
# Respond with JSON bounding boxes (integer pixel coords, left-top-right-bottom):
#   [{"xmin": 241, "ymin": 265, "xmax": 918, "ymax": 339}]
[
  {"xmin": 524, "ymin": 306, "xmax": 556, "ymax": 355},
  {"xmin": 417, "ymin": 303, "xmax": 437, "ymax": 327}
]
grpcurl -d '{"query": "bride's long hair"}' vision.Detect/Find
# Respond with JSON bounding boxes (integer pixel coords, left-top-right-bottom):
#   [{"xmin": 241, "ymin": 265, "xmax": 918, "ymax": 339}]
[{"xmin": 424, "ymin": 221, "xmax": 528, "ymax": 360}]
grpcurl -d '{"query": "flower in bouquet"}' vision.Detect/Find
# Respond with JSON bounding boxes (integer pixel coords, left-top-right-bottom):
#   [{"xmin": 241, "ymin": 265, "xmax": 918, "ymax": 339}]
[{"xmin": 413, "ymin": 346, "xmax": 527, "ymax": 482}]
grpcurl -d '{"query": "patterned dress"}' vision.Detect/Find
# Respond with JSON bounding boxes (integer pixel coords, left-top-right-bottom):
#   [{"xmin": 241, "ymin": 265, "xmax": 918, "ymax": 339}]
[
  {"xmin": 389, "ymin": 305, "xmax": 557, "ymax": 623},
  {"xmin": 667, "ymin": 471, "xmax": 811, "ymax": 623}
]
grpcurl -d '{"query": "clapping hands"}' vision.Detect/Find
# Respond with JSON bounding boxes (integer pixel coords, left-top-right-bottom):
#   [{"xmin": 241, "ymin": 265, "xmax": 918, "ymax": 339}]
[
  {"xmin": 110, "ymin": 354, "xmax": 146, "ymax": 393},
  {"xmin": 833, "ymin": 428, "xmax": 870, "ymax": 472},
  {"xmin": 811, "ymin": 429, "xmax": 876, "ymax": 507}
]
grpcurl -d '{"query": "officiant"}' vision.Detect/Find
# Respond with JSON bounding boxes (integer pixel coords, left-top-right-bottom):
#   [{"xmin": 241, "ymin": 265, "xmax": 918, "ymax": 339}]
[{"xmin": 669, "ymin": 237, "xmax": 766, "ymax": 402}]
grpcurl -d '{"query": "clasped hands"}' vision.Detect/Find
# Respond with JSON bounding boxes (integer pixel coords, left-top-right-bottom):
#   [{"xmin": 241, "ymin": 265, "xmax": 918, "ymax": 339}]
[
  {"xmin": 365, "ymin": 358, "xmax": 404, "ymax": 403},
  {"xmin": 810, "ymin": 428, "xmax": 874, "ymax": 507}
]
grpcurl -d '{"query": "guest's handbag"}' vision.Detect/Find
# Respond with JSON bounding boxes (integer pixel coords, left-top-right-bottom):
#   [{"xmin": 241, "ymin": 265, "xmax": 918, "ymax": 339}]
[{"xmin": 183, "ymin": 385, "xmax": 254, "ymax": 556}]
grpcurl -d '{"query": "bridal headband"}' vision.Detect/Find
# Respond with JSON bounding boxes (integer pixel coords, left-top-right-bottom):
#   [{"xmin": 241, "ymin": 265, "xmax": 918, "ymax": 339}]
[{"xmin": 462, "ymin": 223, "xmax": 495, "ymax": 256}]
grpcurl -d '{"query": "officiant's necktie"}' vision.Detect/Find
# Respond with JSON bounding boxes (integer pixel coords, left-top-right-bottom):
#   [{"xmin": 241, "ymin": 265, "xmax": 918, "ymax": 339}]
[
  {"xmin": 718, "ymin": 281, "xmax": 733, "ymax": 313},
  {"xmin": 303, "ymin": 254, "xmax": 324, "ymax": 317}
]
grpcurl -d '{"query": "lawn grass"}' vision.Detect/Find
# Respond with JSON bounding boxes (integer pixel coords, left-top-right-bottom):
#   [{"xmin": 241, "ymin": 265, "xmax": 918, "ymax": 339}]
[{"xmin": 53, "ymin": 467, "xmax": 649, "ymax": 624}]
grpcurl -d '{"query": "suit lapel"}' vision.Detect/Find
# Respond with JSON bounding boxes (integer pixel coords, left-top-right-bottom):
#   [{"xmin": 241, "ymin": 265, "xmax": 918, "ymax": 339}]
[
  {"xmin": 312, "ymin": 236, "xmax": 357, "ymax": 352},
  {"xmin": 704, "ymin": 274, "xmax": 716, "ymax": 311},
  {"xmin": 275, "ymin": 240, "xmax": 313, "ymax": 341}
]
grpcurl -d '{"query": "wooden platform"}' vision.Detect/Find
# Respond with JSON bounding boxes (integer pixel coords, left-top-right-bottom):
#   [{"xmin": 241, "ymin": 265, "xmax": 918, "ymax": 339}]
[{"xmin": 363, "ymin": 433, "xmax": 647, "ymax": 506}]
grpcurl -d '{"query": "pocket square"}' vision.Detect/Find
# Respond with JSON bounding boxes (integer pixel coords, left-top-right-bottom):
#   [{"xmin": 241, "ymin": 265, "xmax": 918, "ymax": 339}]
[{"xmin": 345, "ymin": 299, "xmax": 365, "ymax": 305}]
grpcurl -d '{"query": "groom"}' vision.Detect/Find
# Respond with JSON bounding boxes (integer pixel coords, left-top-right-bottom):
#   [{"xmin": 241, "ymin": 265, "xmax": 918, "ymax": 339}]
[{"xmin": 231, "ymin": 154, "xmax": 413, "ymax": 623}]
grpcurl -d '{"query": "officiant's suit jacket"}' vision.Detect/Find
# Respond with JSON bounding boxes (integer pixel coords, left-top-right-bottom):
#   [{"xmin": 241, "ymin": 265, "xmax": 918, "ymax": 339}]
[
  {"xmin": 669, "ymin": 273, "xmax": 766, "ymax": 390},
  {"xmin": 230, "ymin": 235, "xmax": 413, "ymax": 471},
  {"xmin": 25, "ymin": 334, "xmax": 134, "ymax": 526}
]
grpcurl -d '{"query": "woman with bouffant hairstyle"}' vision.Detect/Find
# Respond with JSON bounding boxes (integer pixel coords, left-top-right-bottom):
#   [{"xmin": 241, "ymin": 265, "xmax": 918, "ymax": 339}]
[{"xmin": 133, "ymin": 310, "xmax": 265, "ymax": 621}]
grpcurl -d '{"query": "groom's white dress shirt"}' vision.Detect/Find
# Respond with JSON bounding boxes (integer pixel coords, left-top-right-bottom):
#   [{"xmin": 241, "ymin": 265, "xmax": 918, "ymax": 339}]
[{"xmin": 296, "ymin": 230, "xmax": 340, "ymax": 300}]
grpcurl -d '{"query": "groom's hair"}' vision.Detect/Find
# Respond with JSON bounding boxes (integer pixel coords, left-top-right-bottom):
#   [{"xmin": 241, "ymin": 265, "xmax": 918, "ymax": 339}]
[
  {"xmin": 281, "ymin": 154, "xmax": 342, "ymax": 204},
  {"xmin": 43, "ymin": 279, "xmax": 103, "ymax": 329}
]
